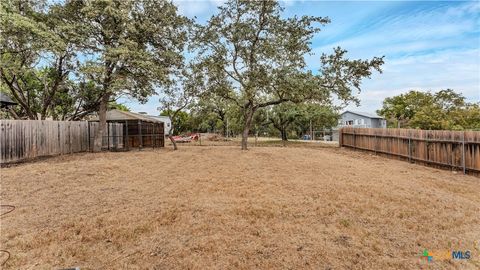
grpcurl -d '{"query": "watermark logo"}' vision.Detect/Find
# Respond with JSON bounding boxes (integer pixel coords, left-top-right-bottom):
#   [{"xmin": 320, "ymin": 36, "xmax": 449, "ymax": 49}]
[
  {"xmin": 421, "ymin": 249, "xmax": 471, "ymax": 262},
  {"xmin": 421, "ymin": 249, "xmax": 433, "ymax": 262}
]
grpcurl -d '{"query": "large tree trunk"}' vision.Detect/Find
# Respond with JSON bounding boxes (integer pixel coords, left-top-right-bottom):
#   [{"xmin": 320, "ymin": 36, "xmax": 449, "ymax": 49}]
[
  {"xmin": 168, "ymin": 126, "xmax": 178, "ymax": 150},
  {"xmin": 93, "ymin": 93, "xmax": 110, "ymax": 152},
  {"xmin": 281, "ymin": 128, "xmax": 288, "ymax": 141},
  {"xmin": 241, "ymin": 107, "xmax": 255, "ymax": 150},
  {"xmin": 7, "ymin": 107, "xmax": 19, "ymax": 119},
  {"xmin": 281, "ymin": 128, "xmax": 288, "ymax": 147},
  {"xmin": 218, "ymin": 112, "xmax": 227, "ymax": 137}
]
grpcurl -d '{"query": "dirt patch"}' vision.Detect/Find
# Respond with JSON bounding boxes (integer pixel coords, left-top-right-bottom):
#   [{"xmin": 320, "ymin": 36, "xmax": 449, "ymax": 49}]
[{"xmin": 1, "ymin": 146, "xmax": 479, "ymax": 269}]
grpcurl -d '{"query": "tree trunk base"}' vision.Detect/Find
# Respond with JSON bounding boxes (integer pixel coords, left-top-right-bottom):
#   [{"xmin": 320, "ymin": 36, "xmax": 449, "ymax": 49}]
[{"xmin": 168, "ymin": 134, "xmax": 178, "ymax": 150}]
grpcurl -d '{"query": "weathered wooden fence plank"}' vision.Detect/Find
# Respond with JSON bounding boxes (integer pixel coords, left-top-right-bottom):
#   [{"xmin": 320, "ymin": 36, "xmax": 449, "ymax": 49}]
[
  {"xmin": 339, "ymin": 127, "xmax": 480, "ymax": 176},
  {"xmin": 0, "ymin": 120, "xmax": 124, "ymax": 164}
]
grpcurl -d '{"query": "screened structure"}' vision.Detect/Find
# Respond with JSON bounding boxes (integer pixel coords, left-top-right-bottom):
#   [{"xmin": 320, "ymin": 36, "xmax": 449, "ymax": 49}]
[{"xmin": 89, "ymin": 109, "xmax": 164, "ymax": 150}]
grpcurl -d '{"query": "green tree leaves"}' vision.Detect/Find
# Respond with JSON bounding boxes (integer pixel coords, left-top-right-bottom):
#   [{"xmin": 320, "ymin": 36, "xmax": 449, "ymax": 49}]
[
  {"xmin": 377, "ymin": 89, "xmax": 480, "ymax": 130},
  {"xmin": 194, "ymin": 0, "xmax": 383, "ymax": 149}
]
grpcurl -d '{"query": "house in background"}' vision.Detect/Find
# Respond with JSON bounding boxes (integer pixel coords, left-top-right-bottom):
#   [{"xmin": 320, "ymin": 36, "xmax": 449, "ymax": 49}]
[
  {"xmin": 338, "ymin": 111, "xmax": 387, "ymax": 128},
  {"xmin": 0, "ymin": 92, "xmax": 18, "ymax": 119},
  {"xmin": 146, "ymin": 115, "xmax": 172, "ymax": 135},
  {"xmin": 0, "ymin": 93, "xmax": 17, "ymax": 108}
]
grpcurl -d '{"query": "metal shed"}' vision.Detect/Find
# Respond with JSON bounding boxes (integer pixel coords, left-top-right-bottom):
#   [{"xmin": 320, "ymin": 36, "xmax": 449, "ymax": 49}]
[{"xmin": 89, "ymin": 109, "xmax": 165, "ymax": 150}]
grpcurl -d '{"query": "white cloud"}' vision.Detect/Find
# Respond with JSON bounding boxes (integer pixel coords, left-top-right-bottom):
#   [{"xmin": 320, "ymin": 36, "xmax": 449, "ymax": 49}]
[
  {"xmin": 173, "ymin": 0, "xmax": 224, "ymax": 18},
  {"xmin": 309, "ymin": 1, "xmax": 480, "ymax": 113},
  {"xmin": 345, "ymin": 48, "xmax": 480, "ymax": 112}
]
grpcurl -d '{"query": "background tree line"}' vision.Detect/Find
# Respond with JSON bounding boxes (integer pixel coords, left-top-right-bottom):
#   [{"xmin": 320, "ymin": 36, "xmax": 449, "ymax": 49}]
[
  {"xmin": 4, "ymin": 0, "xmax": 475, "ymax": 150},
  {"xmin": 377, "ymin": 89, "xmax": 480, "ymax": 130},
  {"xmin": 160, "ymin": 99, "xmax": 339, "ymax": 141}
]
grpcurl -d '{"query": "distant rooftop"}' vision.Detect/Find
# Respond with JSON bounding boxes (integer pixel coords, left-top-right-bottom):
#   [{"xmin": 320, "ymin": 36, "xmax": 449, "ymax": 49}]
[
  {"xmin": 89, "ymin": 109, "xmax": 164, "ymax": 123},
  {"xmin": 341, "ymin": 110, "xmax": 384, "ymax": 119},
  {"xmin": 0, "ymin": 92, "xmax": 17, "ymax": 106},
  {"xmin": 149, "ymin": 115, "xmax": 170, "ymax": 119}
]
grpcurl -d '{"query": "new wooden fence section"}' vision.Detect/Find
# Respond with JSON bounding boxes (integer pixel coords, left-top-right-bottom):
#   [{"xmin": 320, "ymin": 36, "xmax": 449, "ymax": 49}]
[
  {"xmin": 0, "ymin": 120, "xmax": 123, "ymax": 164},
  {"xmin": 339, "ymin": 127, "xmax": 480, "ymax": 175}
]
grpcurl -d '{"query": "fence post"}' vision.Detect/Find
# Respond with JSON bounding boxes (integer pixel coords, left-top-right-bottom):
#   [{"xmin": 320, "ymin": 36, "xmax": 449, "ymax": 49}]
[
  {"xmin": 338, "ymin": 128, "xmax": 342, "ymax": 147},
  {"xmin": 353, "ymin": 128, "xmax": 356, "ymax": 150},
  {"xmin": 68, "ymin": 122, "xmax": 72, "ymax": 154},
  {"xmin": 87, "ymin": 122, "xmax": 91, "ymax": 152},
  {"xmin": 462, "ymin": 131, "xmax": 466, "ymax": 174},
  {"xmin": 408, "ymin": 130, "xmax": 412, "ymax": 163}
]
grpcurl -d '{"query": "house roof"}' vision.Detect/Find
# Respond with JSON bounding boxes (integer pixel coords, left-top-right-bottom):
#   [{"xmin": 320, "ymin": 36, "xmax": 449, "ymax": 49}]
[
  {"xmin": 0, "ymin": 92, "xmax": 17, "ymax": 105},
  {"xmin": 89, "ymin": 109, "xmax": 164, "ymax": 123},
  {"xmin": 341, "ymin": 110, "xmax": 384, "ymax": 119},
  {"xmin": 149, "ymin": 115, "xmax": 171, "ymax": 122}
]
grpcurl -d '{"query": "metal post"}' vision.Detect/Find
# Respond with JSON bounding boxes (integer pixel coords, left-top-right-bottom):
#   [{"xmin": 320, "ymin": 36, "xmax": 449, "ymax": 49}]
[
  {"xmin": 126, "ymin": 120, "xmax": 129, "ymax": 151},
  {"xmin": 152, "ymin": 123, "xmax": 155, "ymax": 149},
  {"xmin": 113, "ymin": 123, "xmax": 117, "ymax": 150},
  {"xmin": 107, "ymin": 122, "xmax": 110, "ymax": 151},
  {"xmin": 154, "ymin": 123, "xmax": 156, "ymax": 148},
  {"xmin": 138, "ymin": 120, "xmax": 142, "ymax": 150},
  {"xmin": 462, "ymin": 131, "xmax": 466, "ymax": 174}
]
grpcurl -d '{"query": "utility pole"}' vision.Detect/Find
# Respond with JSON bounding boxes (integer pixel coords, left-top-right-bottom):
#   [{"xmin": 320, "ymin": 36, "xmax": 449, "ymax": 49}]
[{"xmin": 309, "ymin": 119, "xmax": 313, "ymax": 141}]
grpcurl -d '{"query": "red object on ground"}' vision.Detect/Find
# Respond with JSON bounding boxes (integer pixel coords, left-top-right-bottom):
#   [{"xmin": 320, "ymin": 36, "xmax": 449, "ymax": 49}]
[{"xmin": 171, "ymin": 133, "xmax": 199, "ymax": 143}]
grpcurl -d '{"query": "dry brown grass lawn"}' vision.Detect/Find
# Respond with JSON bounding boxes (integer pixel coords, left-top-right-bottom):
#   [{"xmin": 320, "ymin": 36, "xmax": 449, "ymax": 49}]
[{"xmin": 1, "ymin": 144, "xmax": 479, "ymax": 269}]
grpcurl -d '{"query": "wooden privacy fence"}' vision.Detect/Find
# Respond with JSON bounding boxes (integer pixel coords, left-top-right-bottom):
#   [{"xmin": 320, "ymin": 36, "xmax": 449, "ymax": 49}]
[
  {"xmin": 0, "ymin": 120, "xmax": 124, "ymax": 164},
  {"xmin": 339, "ymin": 127, "xmax": 480, "ymax": 175}
]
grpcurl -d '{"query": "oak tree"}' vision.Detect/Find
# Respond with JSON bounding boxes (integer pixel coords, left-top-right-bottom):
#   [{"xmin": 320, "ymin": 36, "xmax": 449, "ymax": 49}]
[
  {"xmin": 74, "ymin": 0, "xmax": 189, "ymax": 151},
  {"xmin": 195, "ymin": 0, "xmax": 383, "ymax": 149}
]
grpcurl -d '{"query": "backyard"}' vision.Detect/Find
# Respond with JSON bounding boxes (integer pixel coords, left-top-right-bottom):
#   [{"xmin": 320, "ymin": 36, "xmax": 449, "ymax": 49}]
[{"xmin": 0, "ymin": 143, "xmax": 479, "ymax": 269}]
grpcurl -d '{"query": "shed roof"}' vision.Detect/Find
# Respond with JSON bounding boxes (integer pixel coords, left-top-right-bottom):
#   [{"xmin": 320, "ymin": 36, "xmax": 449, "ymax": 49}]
[
  {"xmin": 148, "ymin": 115, "xmax": 171, "ymax": 121},
  {"xmin": 0, "ymin": 92, "xmax": 17, "ymax": 106},
  {"xmin": 89, "ymin": 109, "xmax": 164, "ymax": 123},
  {"xmin": 341, "ymin": 110, "xmax": 384, "ymax": 119}
]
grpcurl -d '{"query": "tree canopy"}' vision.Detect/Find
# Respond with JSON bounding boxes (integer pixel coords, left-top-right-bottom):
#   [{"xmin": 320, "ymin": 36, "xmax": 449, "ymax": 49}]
[
  {"xmin": 1, "ymin": 0, "xmax": 190, "ymax": 150},
  {"xmin": 0, "ymin": 0, "xmax": 82, "ymax": 119},
  {"xmin": 194, "ymin": 0, "xmax": 383, "ymax": 149},
  {"xmin": 377, "ymin": 89, "xmax": 480, "ymax": 130},
  {"xmin": 265, "ymin": 103, "xmax": 338, "ymax": 141},
  {"xmin": 72, "ymin": 0, "xmax": 190, "ymax": 150},
  {"xmin": 7, "ymin": 0, "xmax": 476, "ymax": 149}
]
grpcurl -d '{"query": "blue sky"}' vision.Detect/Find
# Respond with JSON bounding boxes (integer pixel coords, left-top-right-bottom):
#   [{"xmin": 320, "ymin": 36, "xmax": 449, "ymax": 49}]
[{"xmin": 124, "ymin": 0, "xmax": 480, "ymax": 115}]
